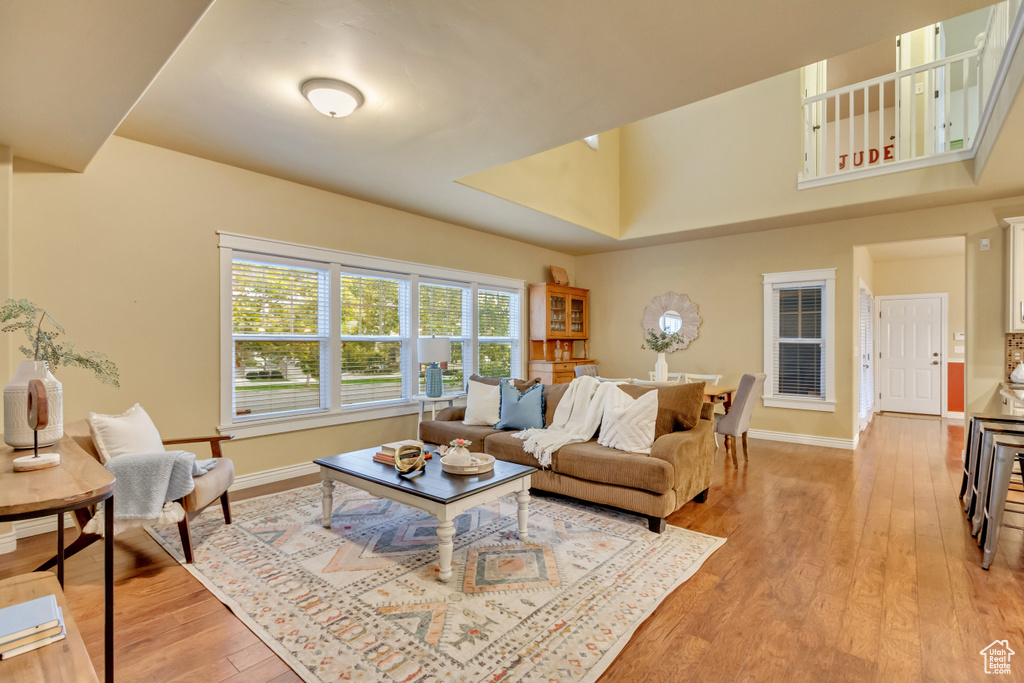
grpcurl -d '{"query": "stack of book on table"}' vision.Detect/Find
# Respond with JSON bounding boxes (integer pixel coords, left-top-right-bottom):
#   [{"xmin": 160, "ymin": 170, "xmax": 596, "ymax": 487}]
[
  {"xmin": 0, "ymin": 593, "xmax": 66, "ymax": 659},
  {"xmin": 373, "ymin": 439, "xmax": 430, "ymax": 465}
]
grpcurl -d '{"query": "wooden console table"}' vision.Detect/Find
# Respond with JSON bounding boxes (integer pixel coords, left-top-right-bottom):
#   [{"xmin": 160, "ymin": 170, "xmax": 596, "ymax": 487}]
[{"xmin": 0, "ymin": 435, "xmax": 114, "ymax": 682}]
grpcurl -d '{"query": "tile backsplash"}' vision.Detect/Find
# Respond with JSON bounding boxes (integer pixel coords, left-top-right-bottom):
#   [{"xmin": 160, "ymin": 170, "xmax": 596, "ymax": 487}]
[{"xmin": 1008, "ymin": 333, "xmax": 1024, "ymax": 379}]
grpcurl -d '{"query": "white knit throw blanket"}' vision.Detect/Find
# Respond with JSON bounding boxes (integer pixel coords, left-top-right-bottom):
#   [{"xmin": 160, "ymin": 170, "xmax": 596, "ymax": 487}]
[{"xmin": 512, "ymin": 376, "xmax": 622, "ymax": 468}]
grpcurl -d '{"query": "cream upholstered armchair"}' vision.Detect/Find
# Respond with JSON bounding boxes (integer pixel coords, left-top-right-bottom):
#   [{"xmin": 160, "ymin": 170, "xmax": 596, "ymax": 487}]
[
  {"xmin": 63, "ymin": 420, "xmax": 234, "ymax": 563},
  {"xmin": 714, "ymin": 373, "xmax": 766, "ymax": 462}
]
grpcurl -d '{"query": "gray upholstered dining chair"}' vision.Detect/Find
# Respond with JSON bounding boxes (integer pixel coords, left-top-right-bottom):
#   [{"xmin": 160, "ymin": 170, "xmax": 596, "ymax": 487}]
[
  {"xmin": 574, "ymin": 364, "xmax": 600, "ymax": 377},
  {"xmin": 714, "ymin": 373, "xmax": 766, "ymax": 462}
]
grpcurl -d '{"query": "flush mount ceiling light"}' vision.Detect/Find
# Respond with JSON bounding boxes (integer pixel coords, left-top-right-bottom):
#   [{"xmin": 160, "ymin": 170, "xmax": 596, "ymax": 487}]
[{"xmin": 300, "ymin": 78, "xmax": 364, "ymax": 118}]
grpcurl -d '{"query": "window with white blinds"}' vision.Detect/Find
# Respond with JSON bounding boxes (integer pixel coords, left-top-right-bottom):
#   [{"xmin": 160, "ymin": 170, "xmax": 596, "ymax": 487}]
[
  {"xmin": 418, "ymin": 282, "xmax": 470, "ymax": 394},
  {"xmin": 340, "ymin": 273, "xmax": 410, "ymax": 405},
  {"xmin": 220, "ymin": 233, "xmax": 525, "ymax": 435},
  {"xmin": 231, "ymin": 259, "xmax": 330, "ymax": 418},
  {"xmin": 762, "ymin": 268, "xmax": 836, "ymax": 412},
  {"xmin": 478, "ymin": 289, "xmax": 520, "ymax": 378}
]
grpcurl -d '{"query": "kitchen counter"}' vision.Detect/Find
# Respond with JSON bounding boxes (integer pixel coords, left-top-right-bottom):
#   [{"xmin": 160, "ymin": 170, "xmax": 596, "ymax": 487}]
[{"xmin": 999, "ymin": 382, "xmax": 1024, "ymax": 412}]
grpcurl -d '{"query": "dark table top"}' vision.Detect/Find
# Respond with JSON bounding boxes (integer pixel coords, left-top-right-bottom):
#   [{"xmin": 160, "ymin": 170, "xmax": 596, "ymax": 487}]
[{"xmin": 314, "ymin": 447, "xmax": 536, "ymax": 505}]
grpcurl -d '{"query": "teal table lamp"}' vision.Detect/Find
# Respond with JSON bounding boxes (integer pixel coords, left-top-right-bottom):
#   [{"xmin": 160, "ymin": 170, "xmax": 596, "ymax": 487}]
[{"xmin": 418, "ymin": 336, "xmax": 451, "ymax": 397}]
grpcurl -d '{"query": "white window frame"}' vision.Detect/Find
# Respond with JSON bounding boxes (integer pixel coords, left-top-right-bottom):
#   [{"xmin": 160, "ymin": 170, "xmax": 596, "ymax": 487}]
[
  {"xmin": 762, "ymin": 268, "xmax": 836, "ymax": 412},
  {"xmin": 476, "ymin": 285, "xmax": 523, "ymax": 381},
  {"xmin": 417, "ymin": 278, "xmax": 473, "ymax": 394},
  {"xmin": 219, "ymin": 232, "xmax": 525, "ymax": 438}
]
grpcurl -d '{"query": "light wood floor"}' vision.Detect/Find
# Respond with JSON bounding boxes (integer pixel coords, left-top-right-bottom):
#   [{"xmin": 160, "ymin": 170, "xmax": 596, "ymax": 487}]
[{"xmin": 2, "ymin": 415, "xmax": 1020, "ymax": 681}]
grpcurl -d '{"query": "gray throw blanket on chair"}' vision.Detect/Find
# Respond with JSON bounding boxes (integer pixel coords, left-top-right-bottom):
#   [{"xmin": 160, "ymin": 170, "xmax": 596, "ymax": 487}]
[{"xmin": 83, "ymin": 451, "xmax": 197, "ymax": 536}]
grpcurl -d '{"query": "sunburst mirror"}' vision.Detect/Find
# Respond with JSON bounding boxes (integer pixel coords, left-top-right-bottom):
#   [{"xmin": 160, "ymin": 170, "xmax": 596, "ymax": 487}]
[{"xmin": 642, "ymin": 292, "xmax": 701, "ymax": 352}]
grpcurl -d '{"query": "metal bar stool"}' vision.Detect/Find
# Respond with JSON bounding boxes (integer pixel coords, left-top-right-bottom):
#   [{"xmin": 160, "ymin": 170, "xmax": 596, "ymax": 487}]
[
  {"xmin": 970, "ymin": 422, "xmax": 1024, "ymax": 537},
  {"xmin": 980, "ymin": 433, "xmax": 1024, "ymax": 569},
  {"xmin": 961, "ymin": 412, "xmax": 1024, "ymax": 511}
]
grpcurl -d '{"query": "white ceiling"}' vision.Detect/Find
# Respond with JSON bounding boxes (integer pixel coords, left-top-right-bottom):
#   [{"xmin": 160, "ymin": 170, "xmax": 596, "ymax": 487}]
[
  {"xmin": 0, "ymin": 0, "xmax": 212, "ymax": 171},
  {"xmin": 865, "ymin": 236, "xmax": 966, "ymax": 262},
  {"xmin": 3, "ymin": 0, "xmax": 997, "ymax": 252},
  {"xmin": 113, "ymin": 0, "xmax": 996, "ymax": 253}
]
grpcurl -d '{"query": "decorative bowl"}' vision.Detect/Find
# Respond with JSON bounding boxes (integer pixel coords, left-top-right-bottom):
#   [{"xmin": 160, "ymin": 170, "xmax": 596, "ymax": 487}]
[{"xmin": 440, "ymin": 452, "xmax": 495, "ymax": 475}]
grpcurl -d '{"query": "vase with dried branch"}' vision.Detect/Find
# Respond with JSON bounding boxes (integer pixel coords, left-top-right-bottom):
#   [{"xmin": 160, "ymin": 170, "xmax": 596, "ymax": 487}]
[{"xmin": 1, "ymin": 299, "xmax": 119, "ymax": 448}]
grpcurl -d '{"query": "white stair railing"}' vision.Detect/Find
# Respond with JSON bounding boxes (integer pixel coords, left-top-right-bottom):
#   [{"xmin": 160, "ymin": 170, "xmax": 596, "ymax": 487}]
[{"xmin": 801, "ymin": 1, "xmax": 1019, "ymax": 183}]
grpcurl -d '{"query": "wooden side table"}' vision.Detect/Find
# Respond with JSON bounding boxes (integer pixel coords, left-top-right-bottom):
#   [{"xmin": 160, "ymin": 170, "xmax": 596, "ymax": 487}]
[
  {"xmin": 0, "ymin": 435, "xmax": 115, "ymax": 682},
  {"xmin": 412, "ymin": 393, "xmax": 463, "ymax": 424},
  {"xmin": 0, "ymin": 572, "xmax": 97, "ymax": 682}
]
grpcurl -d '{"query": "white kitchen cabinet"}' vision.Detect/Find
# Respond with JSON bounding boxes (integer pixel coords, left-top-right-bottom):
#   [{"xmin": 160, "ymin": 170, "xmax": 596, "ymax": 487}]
[{"xmin": 1007, "ymin": 217, "xmax": 1024, "ymax": 332}]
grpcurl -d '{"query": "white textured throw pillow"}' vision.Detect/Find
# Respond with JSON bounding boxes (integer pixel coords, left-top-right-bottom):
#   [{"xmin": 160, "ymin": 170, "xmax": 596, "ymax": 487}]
[
  {"xmin": 463, "ymin": 379, "xmax": 501, "ymax": 426},
  {"xmin": 87, "ymin": 404, "xmax": 165, "ymax": 463},
  {"xmin": 598, "ymin": 388, "xmax": 658, "ymax": 454}
]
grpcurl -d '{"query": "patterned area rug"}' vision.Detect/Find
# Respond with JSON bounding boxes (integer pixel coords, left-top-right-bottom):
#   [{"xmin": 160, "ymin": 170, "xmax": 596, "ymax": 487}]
[{"xmin": 147, "ymin": 484, "xmax": 724, "ymax": 682}]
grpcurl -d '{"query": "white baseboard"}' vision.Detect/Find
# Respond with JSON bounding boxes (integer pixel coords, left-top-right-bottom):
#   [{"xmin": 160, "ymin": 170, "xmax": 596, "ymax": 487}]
[
  {"xmin": 0, "ymin": 529, "xmax": 16, "ymax": 555},
  {"xmin": 5, "ymin": 463, "xmax": 322, "ymax": 545},
  {"xmin": 6, "ymin": 513, "xmax": 77, "ymax": 547},
  {"xmin": 944, "ymin": 411, "xmax": 965, "ymax": 421},
  {"xmin": 230, "ymin": 460, "xmax": 320, "ymax": 491},
  {"xmin": 747, "ymin": 429, "xmax": 858, "ymax": 451}
]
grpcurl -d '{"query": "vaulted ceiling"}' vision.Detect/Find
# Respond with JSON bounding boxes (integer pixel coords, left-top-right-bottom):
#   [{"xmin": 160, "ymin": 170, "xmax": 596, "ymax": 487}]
[{"xmin": 1, "ymin": 0, "xmax": 1001, "ymax": 253}]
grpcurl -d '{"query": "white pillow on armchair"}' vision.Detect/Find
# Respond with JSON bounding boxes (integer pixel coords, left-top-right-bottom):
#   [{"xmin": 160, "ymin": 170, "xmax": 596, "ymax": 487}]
[{"xmin": 87, "ymin": 403, "xmax": 165, "ymax": 463}]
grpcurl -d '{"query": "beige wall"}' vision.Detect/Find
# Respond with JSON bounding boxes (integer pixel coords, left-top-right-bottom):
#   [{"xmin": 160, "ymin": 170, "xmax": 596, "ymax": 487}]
[
  {"xmin": 1, "ymin": 146, "xmax": 12, "ymax": 380},
  {"xmin": 576, "ymin": 197, "xmax": 1017, "ymax": 441},
  {"xmin": 9, "ymin": 136, "xmax": 575, "ymax": 476},
  {"xmin": 872, "ymin": 252, "xmax": 966, "ymax": 361},
  {"xmin": 0, "ymin": 146, "xmax": 11, "ymax": 542},
  {"xmin": 458, "ymin": 130, "xmax": 621, "ymax": 239},
  {"xmin": 618, "ymin": 70, "xmax": 979, "ymax": 241}
]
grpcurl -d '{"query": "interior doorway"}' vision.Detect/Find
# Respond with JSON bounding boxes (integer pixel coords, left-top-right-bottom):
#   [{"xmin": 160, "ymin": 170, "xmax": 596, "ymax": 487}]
[
  {"xmin": 853, "ymin": 236, "xmax": 966, "ymax": 421},
  {"xmin": 859, "ymin": 284, "xmax": 875, "ymax": 430}
]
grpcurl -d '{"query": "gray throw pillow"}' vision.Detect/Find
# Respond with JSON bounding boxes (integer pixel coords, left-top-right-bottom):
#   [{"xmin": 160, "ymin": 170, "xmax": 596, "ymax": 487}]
[{"xmin": 495, "ymin": 380, "xmax": 545, "ymax": 430}]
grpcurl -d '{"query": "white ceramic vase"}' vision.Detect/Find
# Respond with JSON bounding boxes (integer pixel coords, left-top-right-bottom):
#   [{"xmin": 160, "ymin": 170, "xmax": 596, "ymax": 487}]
[
  {"xmin": 654, "ymin": 352, "xmax": 669, "ymax": 382},
  {"xmin": 447, "ymin": 446, "xmax": 473, "ymax": 466},
  {"xmin": 3, "ymin": 361, "xmax": 63, "ymax": 448}
]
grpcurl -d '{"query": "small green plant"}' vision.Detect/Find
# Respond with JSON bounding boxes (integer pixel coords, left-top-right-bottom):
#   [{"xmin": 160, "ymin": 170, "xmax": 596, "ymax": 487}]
[
  {"xmin": 0, "ymin": 298, "xmax": 120, "ymax": 387},
  {"xmin": 641, "ymin": 328, "xmax": 681, "ymax": 353}
]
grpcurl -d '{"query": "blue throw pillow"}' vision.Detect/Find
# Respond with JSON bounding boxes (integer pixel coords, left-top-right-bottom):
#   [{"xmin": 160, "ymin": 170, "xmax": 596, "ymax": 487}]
[{"xmin": 494, "ymin": 380, "xmax": 545, "ymax": 430}]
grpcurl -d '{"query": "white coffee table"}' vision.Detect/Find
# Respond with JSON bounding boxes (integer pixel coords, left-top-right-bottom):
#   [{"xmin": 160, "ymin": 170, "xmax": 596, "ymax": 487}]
[{"xmin": 315, "ymin": 448, "xmax": 535, "ymax": 582}]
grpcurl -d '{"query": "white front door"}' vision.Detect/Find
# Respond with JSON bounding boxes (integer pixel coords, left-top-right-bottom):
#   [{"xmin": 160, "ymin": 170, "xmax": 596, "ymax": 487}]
[{"xmin": 879, "ymin": 296, "xmax": 943, "ymax": 415}]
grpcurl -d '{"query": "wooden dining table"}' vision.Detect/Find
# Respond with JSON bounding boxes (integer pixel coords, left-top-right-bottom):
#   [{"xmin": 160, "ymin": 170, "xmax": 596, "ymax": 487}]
[{"xmin": 704, "ymin": 384, "xmax": 738, "ymax": 413}]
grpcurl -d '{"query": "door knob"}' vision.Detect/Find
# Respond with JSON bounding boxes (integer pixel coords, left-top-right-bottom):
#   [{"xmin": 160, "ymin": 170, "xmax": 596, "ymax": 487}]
[
  {"xmin": 932, "ymin": 360, "xmax": 939, "ymax": 365},
  {"xmin": 932, "ymin": 352, "xmax": 939, "ymax": 357}
]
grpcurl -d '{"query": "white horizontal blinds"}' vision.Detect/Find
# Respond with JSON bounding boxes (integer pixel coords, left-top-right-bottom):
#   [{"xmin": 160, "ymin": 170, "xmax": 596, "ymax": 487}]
[
  {"xmin": 339, "ymin": 273, "xmax": 409, "ymax": 405},
  {"xmin": 478, "ymin": 289, "xmax": 520, "ymax": 378},
  {"xmin": 231, "ymin": 258, "xmax": 329, "ymax": 418},
  {"xmin": 418, "ymin": 282, "xmax": 470, "ymax": 393},
  {"xmin": 773, "ymin": 284, "xmax": 825, "ymax": 398}
]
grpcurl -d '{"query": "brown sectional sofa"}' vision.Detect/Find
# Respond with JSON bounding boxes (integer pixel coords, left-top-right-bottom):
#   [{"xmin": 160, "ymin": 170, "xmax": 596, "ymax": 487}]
[{"xmin": 418, "ymin": 378, "xmax": 716, "ymax": 532}]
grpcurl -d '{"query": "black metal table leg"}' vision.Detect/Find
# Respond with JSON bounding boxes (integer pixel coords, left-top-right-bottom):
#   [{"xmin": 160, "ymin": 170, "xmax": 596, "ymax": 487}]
[
  {"xmin": 104, "ymin": 495, "xmax": 113, "ymax": 683},
  {"xmin": 56, "ymin": 510, "xmax": 64, "ymax": 589}
]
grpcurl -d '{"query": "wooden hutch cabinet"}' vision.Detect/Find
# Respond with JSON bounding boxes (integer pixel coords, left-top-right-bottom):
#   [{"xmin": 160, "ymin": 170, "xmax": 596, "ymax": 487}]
[{"xmin": 528, "ymin": 283, "xmax": 596, "ymax": 384}]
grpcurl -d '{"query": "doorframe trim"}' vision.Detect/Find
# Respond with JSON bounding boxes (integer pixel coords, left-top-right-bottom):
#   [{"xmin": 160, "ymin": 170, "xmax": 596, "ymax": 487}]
[
  {"xmin": 859, "ymin": 279, "xmax": 876, "ymax": 432},
  {"xmin": 876, "ymin": 292, "xmax": 948, "ymax": 418}
]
